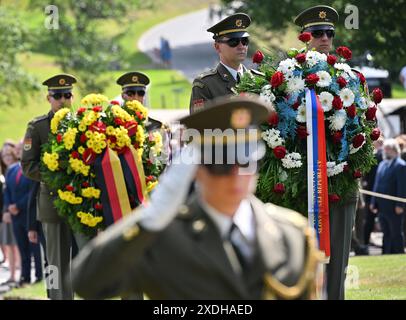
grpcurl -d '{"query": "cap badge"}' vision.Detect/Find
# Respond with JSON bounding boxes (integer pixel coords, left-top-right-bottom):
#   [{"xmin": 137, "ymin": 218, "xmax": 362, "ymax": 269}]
[
  {"xmin": 235, "ymin": 19, "xmax": 243, "ymax": 27},
  {"xmin": 59, "ymin": 78, "xmax": 66, "ymax": 85},
  {"xmin": 132, "ymin": 75, "xmax": 139, "ymax": 83},
  {"xmin": 319, "ymin": 11, "xmax": 327, "ymax": 19},
  {"xmin": 231, "ymin": 108, "xmax": 251, "ymax": 129}
]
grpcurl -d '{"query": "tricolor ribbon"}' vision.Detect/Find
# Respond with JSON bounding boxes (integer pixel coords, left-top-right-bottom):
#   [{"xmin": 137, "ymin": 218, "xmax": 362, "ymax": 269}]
[{"xmin": 305, "ymin": 89, "xmax": 330, "ymax": 259}]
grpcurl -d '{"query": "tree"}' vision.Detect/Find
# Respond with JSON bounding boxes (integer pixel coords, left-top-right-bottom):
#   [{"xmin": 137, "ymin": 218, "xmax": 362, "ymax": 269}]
[
  {"xmin": 0, "ymin": 8, "xmax": 39, "ymax": 107},
  {"xmin": 222, "ymin": 0, "xmax": 406, "ymax": 77},
  {"xmin": 29, "ymin": 0, "xmax": 142, "ymax": 93}
]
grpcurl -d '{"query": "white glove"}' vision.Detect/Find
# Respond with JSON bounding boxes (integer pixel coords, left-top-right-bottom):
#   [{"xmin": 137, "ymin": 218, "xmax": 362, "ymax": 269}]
[{"xmin": 139, "ymin": 144, "xmax": 200, "ymax": 231}]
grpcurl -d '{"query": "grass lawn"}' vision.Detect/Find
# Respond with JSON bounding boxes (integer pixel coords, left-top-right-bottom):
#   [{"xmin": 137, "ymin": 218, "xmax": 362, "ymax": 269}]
[
  {"xmin": 3, "ymin": 254, "xmax": 405, "ymax": 300},
  {"xmin": 346, "ymin": 254, "xmax": 406, "ymax": 300},
  {"xmin": 392, "ymin": 83, "xmax": 406, "ymax": 99}
]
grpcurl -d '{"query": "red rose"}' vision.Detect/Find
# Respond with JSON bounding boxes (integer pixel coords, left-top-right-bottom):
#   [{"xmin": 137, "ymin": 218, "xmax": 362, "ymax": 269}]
[
  {"xmin": 92, "ymin": 106, "xmax": 103, "ymax": 112},
  {"xmin": 146, "ymin": 159, "xmax": 153, "ymax": 166},
  {"xmin": 114, "ymin": 118, "xmax": 124, "ymax": 126},
  {"xmin": 292, "ymin": 100, "xmax": 301, "ymax": 110},
  {"xmin": 332, "ymin": 96, "xmax": 343, "ymax": 110},
  {"xmin": 336, "ymin": 76, "xmax": 347, "ymax": 88},
  {"xmin": 146, "ymin": 175, "xmax": 155, "ymax": 183},
  {"xmin": 273, "ymin": 183, "xmax": 286, "ymax": 194},
  {"xmin": 267, "ymin": 112, "xmax": 279, "ymax": 127},
  {"xmin": 65, "ymin": 185, "xmax": 74, "ymax": 192},
  {"xmin": 336, "ymin": 46, "xmax": 352, "ymax": 60},
  {"xmin": 135, "ymin": 111, "xmax": 144, "ymax": 120},
  {"xmin": 329, "ymin": 194, "xmax": 341, "ymax": 203},
  {"xmin": 357, "ymin": 72, "xmax": 366, "ymax": 85},
  {"xmin": 305, "ymin": 73, "xmax": 319, "ymax": 85},
  {"xmin": 124, "ymin": 120, "xmax": 138, "ymax": 137},
  {"xmin": 372, "ymin": 88, "xmax": 383, "ymax": 104},
  {"xmin": 353, "ymin": 170, "xmax": 362, "ymax": 179},
  {"xmin": 332, "ymin": 131, "xmax": 343, "ymax": 144},
  {"xmin": 94, "ymin": 203, "xmax": 103, "ymax": 211},
  {"xmin": 295, "ymin": 53, "xmax": 306, "ymax": 64},
  {"xmin": 296, "ymin": 126, "xmax": 308, "ymax": 139},
  {"xmin": 366, "ymin": 106, "xmax": 377, "ymax": 121},
  {"xmin": 89, "ymin": 121, "xmax": 106, "ymax": 133},
  {"xmin": 110, "ymin": 100, "xmax": 120, "ymax": 105},
  {"xmin": 80, "ymin": 133, "xmax": 87, "ymax": 144},
  {"xmin": 270, "ymin": 71, "xmax": 285, "ymax": 88},
  {"xmin": 347, "ymin": 104, "xmax": 357, "ymax": 118},
  {"xmin": 252, "ymin": 50, "xmax": 264, "ymax": 64},
  {"xmin": 56, "ymin": 133, "xmax": 63, "ymax": 143},
  {"xmin": 108, "ymin": 135, "xmax": 117, "ymax": 144},
  {"xmin": 298, "ymin": 32, "xmax": 312, "ymax": 43},
  {"xmin": 352, "ymin": 134, "xmax": 365, "ymax": 148},
  {"xmin": 71, "ymin": 151, "xmax": 80, "ymax": 159},
  {"xmin": 370, "ymin": 128, "xmax": 381, "ymax": 141},
  {"xmin": 83, "ymin": 148, "xmax": 96, "ymax": 165},
  {"xmin": 133, "ymin": 142, "xmax": 140, "ymax": 149},
  {"xmin": 327, "ymin": 54, "xmax": 337, "ymax": 65},
  {"xmin": 77, "ymin": 107, "xmax": 86, "ymax": 114},
  {"xmin": 273, "ymin": 146, "xmax": 287, "ymax": 159},
  {"xmin": 82, "ymin": 181, "xmax": 90, "ymax": 188}
]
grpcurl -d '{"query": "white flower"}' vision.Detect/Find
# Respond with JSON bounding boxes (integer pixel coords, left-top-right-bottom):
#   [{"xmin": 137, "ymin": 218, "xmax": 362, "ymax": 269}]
[
  {"xmin": 328, "ymin": 110, "xmax": 347, "ymax": 131},
  {"xmin": 286, "ymin": 77, "xmax": 305, "ymax": 94},
  {"xmin": 279, "ymin": 170, "xmax": 288, "ymax": 182},
  {"xmin": 261, "ymin": 128, "xmax": 285, "ymax": 149},
  {"xmin": 339, "ymin": 88, "xmax": 355, "ymax": 107},
  {"xmin": 334, "ymin": 63, "xmax": 356, "ymax": 79},
  {"xmin": 319, "ymin": 91, "xmax": 334, "ymax": 112},
  {"xmin": 277, "ymin": 58, "xmax": 298, "ymax": 75},
  {"xmin": 306, "ymin": 51, "xmax": 327, "ymax": 67},
  {"xmin": 358, "ymin": 97, "xmax": 368, "ymax": 110},
  {"xmin": 296, "ymin": 103, "xmax": 306, "ymax": 123},
  {"xmin": 282, "ymin": 152, "xmax": 303, "ymax": 169},
  {"xmin": 260, "ymin": 85, "xmax": 276, "ymax": 103},
  {"xmin": 327, "ymin": 161, "xmax": 348, "ymax": 177},
  {"xmin": 316, "ymin": 71, "xmax": 332, "ymax": 87}
]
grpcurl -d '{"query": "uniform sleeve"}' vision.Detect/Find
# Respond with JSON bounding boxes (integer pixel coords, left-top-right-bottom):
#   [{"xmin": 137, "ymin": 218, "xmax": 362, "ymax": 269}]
[
  {"xmin": 189, "ymin": 79, "xmax": 212, "ymax": 114},
  {"xmin": 21, "ymin": 122, "xmax": 42, "ymax": 182},
  {"xmin": 27, "ymin": 181, "xmax": 40, "ymax": 231}
]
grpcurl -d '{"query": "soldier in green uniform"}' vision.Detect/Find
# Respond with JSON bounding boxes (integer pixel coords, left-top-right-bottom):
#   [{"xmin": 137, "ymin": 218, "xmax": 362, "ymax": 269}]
[
  {"xmin": 21, "ymin": 74, "xmax": 79, "ymax": 300},
  {"xmin": 72, "ymin": 96, "xmax": 322, "ymax": 300},
  {"xmin": 294, "ymin": 5, "xmax": 358, "ymax": 300},
  {"xmin": 117, "ymin": 71, "xmax": 171, "ymax": 164},
  {"xmin": 189, "ymin": 13, "xmax": 252, "ymax": 114}
]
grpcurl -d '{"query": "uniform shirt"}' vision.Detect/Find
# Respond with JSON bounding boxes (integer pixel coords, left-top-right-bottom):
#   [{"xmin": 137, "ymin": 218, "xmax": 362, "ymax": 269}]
[{"xmin": 220, "ymin": 62, "xmax": 244, "ymax": 82}]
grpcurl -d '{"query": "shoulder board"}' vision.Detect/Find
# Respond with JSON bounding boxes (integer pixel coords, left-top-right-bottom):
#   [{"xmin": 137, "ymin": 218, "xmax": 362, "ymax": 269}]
[
  {"xmin": 265, "ymin": 203, "xmax": 307, "ymax": 229},
  {"xmin": 146, "ymin": 117, "xmax": 163, "ymax": 131},
  {"xmin": 31, "ymin": 114, "xmax": 49, "ymax": 124},
  {"xmin": 197, "ymin": 68, "xmax": 217, "ymax": 80}
]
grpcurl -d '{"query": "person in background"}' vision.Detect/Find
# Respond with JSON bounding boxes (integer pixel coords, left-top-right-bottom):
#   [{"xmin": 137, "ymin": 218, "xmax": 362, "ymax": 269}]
[{"xmin": 399, "ymin": 66, "xmax": 406, "ymax": 90}]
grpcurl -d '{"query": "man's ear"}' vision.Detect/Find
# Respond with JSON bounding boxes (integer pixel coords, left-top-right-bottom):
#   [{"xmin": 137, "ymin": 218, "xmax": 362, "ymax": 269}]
[
  {"xmin": 213, "ymin": 41, "xmax": 220, "ymax": 53},
  {"xmin": 46, "ymin": 94, "xmax": 51, "ymax": 103}
]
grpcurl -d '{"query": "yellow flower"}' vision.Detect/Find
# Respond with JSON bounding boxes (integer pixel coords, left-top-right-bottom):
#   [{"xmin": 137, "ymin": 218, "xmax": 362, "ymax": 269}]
[
  {"xmin": 78, "ymin": 124, "xmax": 87, "ymax": 132},
  {"xmin": 81, "ymin": 93, "xmax": 108, "ymax": 106},
  {"xmin": 63, "ymin": 127, "xmax": 78, "ymax": 150},
  {"xmin": 69, "ymin": 158, "xmax": 90, "ymax": 176},
  {"xmin": 125, "ymin": 100, "xmax": 148, "ymax": 119},
  {"xmin": 50, "ymin": 108, "xmax": 70, "ymax": 134},
  {"xmin": 146, "ymin": 181, "xmax": 158, "ymax": 193},
  {"xmin": 136, "ymin": 125, "xmax": 145, "ymax": 146},
  {"xmin": 150, "ymin": 131, "xmax": 163, "ymax": 155},
  {"xmin": 106, "ymin": 126, "xmax": 115, "ymax": 135},
  {"xmin": 76, "ymin": 211, "xmax": 103, "ymax": 227},
  {"xmin": 42, "ymin": 152, "xmax": 59, "ymax": 171},
  {"xmin": 111, "ymin": 105, "xmax": 132, "ymax": 122},
  {"xmin": 58, "ymin": 190, "xmax": 83, "ymax": 204},
  {"xmin": 78, "ymin": 146, "xmax": 85, "ymax": 154},
  {"xmin": 81, "ymin": 187, "xmax": 101, "ymax": 199}
]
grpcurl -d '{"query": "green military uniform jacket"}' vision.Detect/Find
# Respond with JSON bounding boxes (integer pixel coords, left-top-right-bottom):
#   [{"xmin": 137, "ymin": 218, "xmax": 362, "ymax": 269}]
[
  {"xmin": 72, "ymin": 195, "xmax": 320, "ymax": 300},
  {"xmin": 21, "ymin": 110, "xmax": 61, "ymax": 223},
  {"xmin": 189, "ymin": 63, "xmax": 250, "ymax": 114}
]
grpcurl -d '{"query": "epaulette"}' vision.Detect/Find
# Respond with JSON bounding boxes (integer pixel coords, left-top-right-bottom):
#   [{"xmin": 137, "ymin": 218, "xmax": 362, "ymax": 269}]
[
  {"xmin": 197, "ymin": 68, "xmax": 217, "ymax": 80},
  {"xmin": 31, "ymin": 114, "xmax": 49, "ymax": 124}
]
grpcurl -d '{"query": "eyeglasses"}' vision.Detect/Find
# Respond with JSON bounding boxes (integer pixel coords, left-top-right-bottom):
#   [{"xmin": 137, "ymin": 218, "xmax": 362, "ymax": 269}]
[
  {"xmin": 50, "ymin": 92, "xmax": 72, "ymax": 100},
  {"xmin": 125, "ymin": 90, "xmax": 146, "ymax": 97},
  {"xmin": 311, "ymin": 30, "xmax": 335, "ymax": 39},
  {"xmin": 217, "ymin": 37, "xmax": 249, "ymax": 48}
]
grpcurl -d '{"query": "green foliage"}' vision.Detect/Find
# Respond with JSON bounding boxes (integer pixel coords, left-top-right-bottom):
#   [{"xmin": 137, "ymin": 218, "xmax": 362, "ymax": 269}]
[{"xmin": 0, "ymin": 8, "xmax": 40, "ymax": 107}]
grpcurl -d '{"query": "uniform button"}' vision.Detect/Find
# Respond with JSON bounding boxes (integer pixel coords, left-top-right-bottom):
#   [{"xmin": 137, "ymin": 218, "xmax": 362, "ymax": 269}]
[
  {"xmin": 178, "ymin": 205, "xmax": 189, "ymax": 216},
  {"xmin": 122, "ymin": 224, "xmax": 140, "ymax": 241},
  {"xmin": 192, "ymin": 219, "xmax": 206, "ymax": 233}
]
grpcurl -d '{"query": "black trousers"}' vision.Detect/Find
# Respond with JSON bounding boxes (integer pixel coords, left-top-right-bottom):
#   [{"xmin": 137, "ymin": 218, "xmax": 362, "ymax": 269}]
[{"xmin": 379, "ymin": 211, "xmax": 405, "ymax": 254}]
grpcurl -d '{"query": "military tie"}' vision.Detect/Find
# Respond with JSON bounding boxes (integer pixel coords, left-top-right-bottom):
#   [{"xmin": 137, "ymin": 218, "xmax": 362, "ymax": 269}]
[
  {"xmin": 236, "ymin": 73, "xmax": 241, "ymax": 84},
  {"xmin": 228, "ymin": 223, "xmax": 249, "ymax": 272}
]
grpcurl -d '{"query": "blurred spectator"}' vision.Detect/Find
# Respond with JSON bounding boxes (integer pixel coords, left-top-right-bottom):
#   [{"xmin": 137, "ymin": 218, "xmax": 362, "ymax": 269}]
[
  {"xmin": 0, "ymin": 142, "xmax": 21, "ymax": 286},
  {"xmin": 4, "ymin": 141, "xmax": 42, "ymax": 286},
  {"xmin": 400, "ymin": 66, "xmax": 406, "ymax": 90},
  {"xmin": 160, "ymin": 37, "xmax": 172, "ymax": 69},
  {"xmin": 370, "ymin": 139, "xmax": 406, "ymax": 254},
  {"xmin": 362, "ymin": 137, "xmax": 384, "ymax": 246},
  {"xmin": 351, "ymin": 192, "xmax": 369, "ymax": 255}
]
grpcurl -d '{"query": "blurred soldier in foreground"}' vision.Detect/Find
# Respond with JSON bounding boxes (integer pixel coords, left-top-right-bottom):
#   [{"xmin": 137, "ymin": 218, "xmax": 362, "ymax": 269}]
[{"xmin": 72, "ymin": 96, "xmax": 322, "ymax": 300}]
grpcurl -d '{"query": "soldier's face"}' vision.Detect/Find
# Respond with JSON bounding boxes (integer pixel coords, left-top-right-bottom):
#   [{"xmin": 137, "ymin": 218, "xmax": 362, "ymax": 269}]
[
  {"xmin": 214, "ymin": 37, "xmax": 248, "ymax": 67},
  {"xmin": 306, "ymin": 29, "xmax": 334, "ymax": 54},
  {"xmin": 47, "ymin": 91, "xmax": 73, "ymax": 112},
  {"xmin": 122, "ymin": 91, "xmax": 145, "ymax": 104},
  {"xmin": 196, "ymin": 165, "xmax": 256, "ymax": 216}
]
